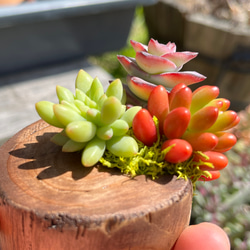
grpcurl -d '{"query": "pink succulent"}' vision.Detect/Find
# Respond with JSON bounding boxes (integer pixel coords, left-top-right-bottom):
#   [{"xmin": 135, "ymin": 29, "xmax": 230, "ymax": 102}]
[{"xmin": 118, "ymin": 39, "xmax": 206, "ymax": 100}]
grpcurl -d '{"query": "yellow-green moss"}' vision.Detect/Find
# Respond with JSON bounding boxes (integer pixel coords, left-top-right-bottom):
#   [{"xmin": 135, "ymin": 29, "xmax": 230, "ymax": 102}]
[{"xmin": 100, "ymin": 117, "xmax": 213, "ymax": 190}]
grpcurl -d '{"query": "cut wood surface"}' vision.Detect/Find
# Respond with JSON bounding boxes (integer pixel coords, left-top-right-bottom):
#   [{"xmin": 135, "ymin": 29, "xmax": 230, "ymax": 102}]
[{"xmin": 0, "ymin": 120, "xmax": 193, "ymax": 250}]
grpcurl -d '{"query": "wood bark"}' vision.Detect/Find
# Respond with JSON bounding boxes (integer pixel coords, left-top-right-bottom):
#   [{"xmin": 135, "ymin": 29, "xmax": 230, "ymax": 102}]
[{"xmin": 0, "ymin": 120, "xmax": 193, "ymax": 250}]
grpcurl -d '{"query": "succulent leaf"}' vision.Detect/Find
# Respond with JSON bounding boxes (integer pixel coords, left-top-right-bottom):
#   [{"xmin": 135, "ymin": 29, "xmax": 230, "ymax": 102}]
[
  {"xmin": 96, "ymin": 126, "xmax": 113, "ymax": 140},
  {"xmin": 53, "ymin": 103, "xmax": 86, "ymax": 126},
  {"xmin": 120, "ymin": 105, "xmax": 142, "ymax": 127},
  {"xmin": 207, "ymin": 110, "xmax": 239, "ymax": 132},
  {"xmin": 162, "ymin": 51, "xmax": 198, "ymax": 67},
  {"xmin": 118, "ymin": 55, "xmax": 206, "ymax": 88},
  {"xmin": 35, "ymin": 101, "xmax": 64, "ymax": 128},
  {"xmin": 62, "ymin": 140, "xmax": 87, "ymax": 152},
  {"xmin": 85, "ymin": 108, "xmax": 101, "ymax": 125},
  {"xmin": 87, "ymin": 77, "xmax": 104, "ymax": 103},
  {"xmin": 148, "ymin": 39, "xmax": 176, "ymax": 56},
  {"xmin": 126, "ymin": 76, "xmax": 156, "ymax": 101},
  {"xmin": 61, "ymin": 100, "xmax": 81, "ymax": 114},
  {"xmin": 66, "ymin": 120, "xmax": 96, "ymax": 142},
  {"xmin": 81, "ymin": 137, "xmax": 106, "ymax": 167},
  {"xmin": 106, "ymin": 78, "xmax": 123, "ymax": 101},
  {"xmin": 215, "ymin": 98, "xmax": 231, "ymax": 111},
  {"xmin": 100, "ymin": 96, "xmax": 122, "ymax": 125},
  {"xmin": 189, "ymin": 106, "xmax": 219, "ymax": 132},
  {"xmin": 50, "ymin": 131, "xmax": 69, "ymax": 146},
  {"xmin": 136, "ymin": 51, "xmax": 177, "ymax": 74},
  {"xmin": 117, "ymin": 55, "xmax": 141, "ymax": 76},
  {"xmin": 110, "ymin": 120, "xmax": 129, "ymax": 136},
  {"xmin": 74, "ymin": 100, "xmax": 89, "ymax": 117},
  {"xmin": 130, "ymin": 39, "xmax": 147, "ymax": 52},
  {"xmin": 149, "ymin": 71, "xmax": 206, "ymax": 88},
  {"xmin": 75, "ymin": 69, "xmax": 93, "ymax": 93},
  {"xmin": 106, "ymin": 135, "xmax": 138, "ymax": 157},
  {"xmin": 190, "ymin": 85, "xmax": 220, "ymax": 114},
  {"xmin": 182, "ymin": 132, "xmax": 218, "ymax": 151},
  {"xmin": 75, "ymin": 88, "xmax": 97, "ymax": 108},
  {"xmin": 56, "ymin": 85, "xmax": 75, "ymax": 103},
  {"xmin": 169, "ymin": 86, "xmax": 192, "ymax": 110},
  {"xmin": 163, "ymin": 107, "xmax": 191, "ymax": 139},
  {"xmin": 213, "ymin": 132, "xmax": 237, "ymax": 152}
]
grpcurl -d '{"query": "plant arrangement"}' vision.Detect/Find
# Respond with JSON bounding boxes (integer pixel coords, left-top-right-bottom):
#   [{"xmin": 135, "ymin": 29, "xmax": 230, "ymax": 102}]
[{"xmin": 35, "ymin": 38, "xmax": 240, "ymax": 189}]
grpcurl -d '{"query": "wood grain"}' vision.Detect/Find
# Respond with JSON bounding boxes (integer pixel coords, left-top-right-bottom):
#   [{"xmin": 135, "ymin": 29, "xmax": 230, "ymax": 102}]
[{"xmin": 0, "ymin": 120, "xmax": 193, "ymax": 250}]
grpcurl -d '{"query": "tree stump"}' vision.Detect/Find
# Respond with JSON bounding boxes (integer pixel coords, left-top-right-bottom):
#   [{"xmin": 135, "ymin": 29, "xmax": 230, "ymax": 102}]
[{"xmin": 0, "ymin": 120, "xmax": 193, "ymax": 250}]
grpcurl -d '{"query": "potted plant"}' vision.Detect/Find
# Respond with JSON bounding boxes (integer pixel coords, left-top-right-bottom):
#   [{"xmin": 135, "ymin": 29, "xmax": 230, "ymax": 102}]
[
  {"xmin": 0, "ymin": 38, "xmax": 239, "ymax": 249},
  {"xmin": 144, "ymin": 0, "xmax": 250, "ymax": 111}
]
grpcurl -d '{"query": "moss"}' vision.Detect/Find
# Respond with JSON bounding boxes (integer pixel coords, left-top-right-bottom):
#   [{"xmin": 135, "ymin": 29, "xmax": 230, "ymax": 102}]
[{"xmin": 100, "ymin": 118, "xmax": 212, "ymax": 190}]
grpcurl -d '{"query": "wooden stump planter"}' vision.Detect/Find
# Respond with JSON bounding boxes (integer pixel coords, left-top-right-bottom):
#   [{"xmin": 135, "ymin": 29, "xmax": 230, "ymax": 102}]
[
  {"xmin": 144, "ymin": 0, "xmax": 250, "ymax": 111},
  {"xmin": 0, "ymin": 120, "xmax": 193, "ymax": 250}
]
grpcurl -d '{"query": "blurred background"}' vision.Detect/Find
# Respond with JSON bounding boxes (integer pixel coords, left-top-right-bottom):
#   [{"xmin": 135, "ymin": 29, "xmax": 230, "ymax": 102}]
[{"xmin": 0, "ymin": 0, "xmax": 250, "ymax": 249}]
